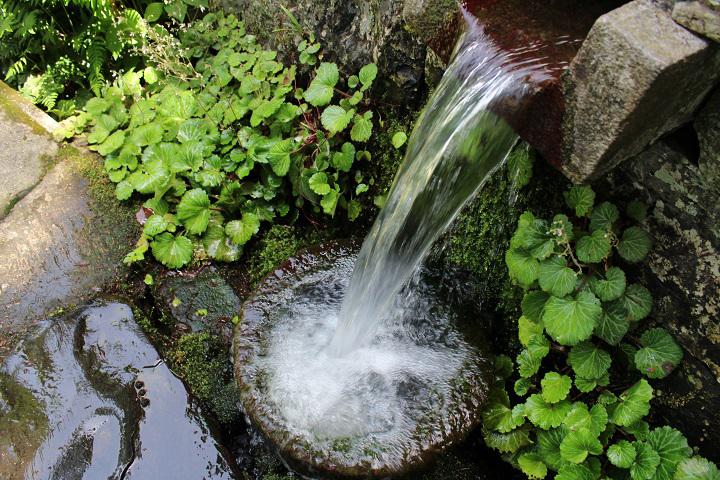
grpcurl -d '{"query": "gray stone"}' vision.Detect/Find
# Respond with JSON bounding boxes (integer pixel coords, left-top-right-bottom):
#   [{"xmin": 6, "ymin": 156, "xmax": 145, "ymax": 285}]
[
  {"xmin": 0, "ymin": 90, "xmax": 137, "ymax": 361},
  {"xmin": 0, "ymin": 302, "xmax": 238, "ymax": 479},
  {"xmin": 606, "ymin": 141, "xmax": 720, "ymax": 461},
  {"xmin": 562, "ymin": 0, "xmax": 720, "ymax": 182},
  {"xmin": 673, "ymin": 0, "xmax": 720, "ymax": 42},
  {"xmin": 155, "ymin": 266, "xmax": 242, "ymax": 343},
  {"xmin": 0, "ymin": 82, "xmax": 57, "ymax": 218},
  {"xmin": 695, "ymin": 88, "xmax": 720, "ymax": 195},
  {"xmin": 221, "ymin": 0, "xmax": 428, "ymax": 103}
]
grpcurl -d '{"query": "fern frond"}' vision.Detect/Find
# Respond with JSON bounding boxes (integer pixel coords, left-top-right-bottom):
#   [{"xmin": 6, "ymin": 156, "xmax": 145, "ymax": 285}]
[{"xmin": 4, "ymin": 56, "xmax": 27, "ymax": 80}]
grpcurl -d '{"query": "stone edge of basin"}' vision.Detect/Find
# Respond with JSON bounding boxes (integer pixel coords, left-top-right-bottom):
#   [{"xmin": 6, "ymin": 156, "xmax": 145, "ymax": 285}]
[{"xmin": 0, "ymin": 81, "xmax": 59, "ymax": 136}]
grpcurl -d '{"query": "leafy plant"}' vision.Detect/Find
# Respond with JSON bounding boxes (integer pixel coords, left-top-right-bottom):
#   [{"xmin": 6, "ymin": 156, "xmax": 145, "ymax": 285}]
[
  {"xmin": 0, "ymin": 0, "xmax": 204, "ymax": 116},
  {"xmin": 483, "ymin": 185, "xmax": 718, "ymax": 479},
  {"xmin": 59, "ymin": 12, "xmax": 378, "ymax": 268}
]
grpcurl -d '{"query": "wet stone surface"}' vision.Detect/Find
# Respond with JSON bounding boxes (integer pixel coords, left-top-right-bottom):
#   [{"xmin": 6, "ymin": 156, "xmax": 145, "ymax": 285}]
[{"xmin": 0, "ymin": 301, "xmax": 239, "ymax": 480}]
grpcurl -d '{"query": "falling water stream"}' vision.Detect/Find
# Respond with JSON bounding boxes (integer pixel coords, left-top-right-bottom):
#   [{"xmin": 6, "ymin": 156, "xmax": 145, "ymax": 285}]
[
  {"xmin": 237, "ymin": 9, "xmax": 560, "ymax": 473},
  {"xmin": 329, "ymin": 11, "xmax": 550, "ymax": 354}
]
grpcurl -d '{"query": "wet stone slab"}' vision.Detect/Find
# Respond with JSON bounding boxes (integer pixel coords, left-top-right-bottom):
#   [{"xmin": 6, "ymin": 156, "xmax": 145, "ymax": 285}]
[{"xmin": 0, "ymin": 301, "xmax": 238, "ymax": 480}]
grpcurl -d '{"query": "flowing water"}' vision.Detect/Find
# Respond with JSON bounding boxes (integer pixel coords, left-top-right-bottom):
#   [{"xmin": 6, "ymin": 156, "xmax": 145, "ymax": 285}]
[
  {"xmin": 236, "ymin": 10, "xmax": 556, "ymax": 473},
  {"xmin": 329, "ymin": 11, "xmax": 549, "ymax": 354}
]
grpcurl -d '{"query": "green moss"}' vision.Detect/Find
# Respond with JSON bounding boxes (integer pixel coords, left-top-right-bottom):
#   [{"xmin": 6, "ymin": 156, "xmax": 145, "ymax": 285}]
[
  {"xmin": 442, "ymin": 145, "xmax": 568, "ymax": 341},
  {"xmin": 246, "ymin": 225, "xmax": 308, "ymax": 285},
  {"xmin": 171, "ymin": 332, "xmax": 241, "ymax": 426}
]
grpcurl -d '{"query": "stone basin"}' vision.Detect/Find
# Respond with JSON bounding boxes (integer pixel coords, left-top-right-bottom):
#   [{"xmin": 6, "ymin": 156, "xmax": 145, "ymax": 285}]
[{"xmin": 232, "ymin": 241, "xmax": 493, "ymax": 479}]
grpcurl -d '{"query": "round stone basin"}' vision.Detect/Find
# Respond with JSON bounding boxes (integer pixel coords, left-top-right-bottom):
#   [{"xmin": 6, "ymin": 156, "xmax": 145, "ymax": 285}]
[{"xmin": 232, "ymin": 241, "xmax": 493, "ymax": 479}]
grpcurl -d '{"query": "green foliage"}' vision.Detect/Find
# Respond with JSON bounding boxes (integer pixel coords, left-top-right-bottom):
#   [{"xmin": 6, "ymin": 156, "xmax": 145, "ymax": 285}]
[
  {"xmin": 1, "ymin": 0, "xmax": 201, "ymax": 116},
  {"xmin": 481, "ymin": 186, "xmax": 715, "ymax": 479},
  {"xmin": 65, "ymin": 12, "xmax": 377, "ymax": 268}
]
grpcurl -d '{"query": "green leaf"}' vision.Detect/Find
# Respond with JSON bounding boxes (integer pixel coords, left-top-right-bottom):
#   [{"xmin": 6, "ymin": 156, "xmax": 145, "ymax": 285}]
[
  {"xmin": 560, "ymin": 429, "xmax": 603, "ymax": 464},
  {"xmin": 674, "ymin": 457, "xmax": 720, "ymax": 480},
  {"xmin": 541, "ymin": 372, "xmax": 572, "ymax": 404},
  {"xmin": 525, "ymin": 394, "xmax": 572, "ymax": 430},
  {"xmin": 539, "ymin": 255, "xmax": 577, "ymax": 297},
  {"xmin": 514, "ymin": 378, "xmax": 531, "ymax": 396},
  {"xmin": 574, "ymin": 374, "xmax": 608, "ymax": 393},
  {"xmin": 97, "ymin": 130, "xmax": 125, "ymax": 156},
  {"xmin": 594, "ymin": 301, "xmax": 629, "ymax": 346},
  {"xmin": 519, "ymin": 316, "xmax": 544, "ymax": 347},
  {"xmin": 542, "ymin": 290, "xmax": 602, "ymax": 346},
  {"xmin": 522, "ymin": 291, "xmax": 550, "ymax": 323},
  {"xmin": 564, "ymin": 186, "xmax": 595, "ymax": 217},
  {"xmin": 358, "ymin": 63, "xmax": 378, "ymax": 90},
  {"xmin": 506, "ymin": 248, "xmax": 539, "ymax": 288},
  {"xmin": 114, "ymin": 178, "xmax": 133, "ymax": 199},
  {"xmin": 589, "ymin": 201, "xmax": 619, "ymax": 231},
  {"xmin": 143, "ymin": 214, "xmax": 170, "ymax": 236},
  {"xmin": 144, "ymin": 2, "xmax": 164, "ymax": 21},
  {"xmin": 267, "ymin": 138, "xmax": 293, "ymax": 176},
  {"xmin": 508, "ymin": 147, "xmax": 533, "ymax": 188},
  {"xmin": 332, "ymin": 142, "xmax": 355, "ymax": 172},
  {"xmin": 86, "ymin": 97, "xmax": 110, "ymax": 116},
  {"xmin": 626, "ymin": 201, "xmax": 648, "ymax": 223},
  {"xmin": 518, "ymin": 453, "xmax": 548, "ymax": 479},
  {"xmin": 391, "ymin": 131, "xmax": 407, "ymax": 149},
  {"xmin": 131, "ymin": 123, "xmax": 163, "ymax": 147},
  {"xmin": 647, "ymin": 426, "xmax": 692, "ymax": 480},
  {"xmin": 347, "ymin": 75, "xmax": 359, "ymax": 89},
  {"xmin": 624, "ymin": 420, "xmax": 651, "ymax": 441},
  {"xmin": 176, "ymin": 189, "xmax": 211, "ymax": 235},
  {"xmin": 321, "ymin": 105, "xmax": 353, "ymax": 134},
  {"xmin": 611, "ymin": 379, "xmax": 653, "ymax": 427},
  {"xmin": 482, "ymin": 426, "xmax": 532, "ymax": 453},
  {"xmin": 350, "ymin": 113, "xmax": 373, "ymax": 142},
  {"xmin": 568, "ymin": 341, "xmax": 611, "ymax": 380},
  {"xmin": 563, "ymin": 403, "xmax": 607, "ymax": 437},
  {"xmin": 631, "ymin": 442, "xmax": 661, "ymax": 480},
  {"xmin": 635, "ymin": 328, "xmax": 683, "ymax": 379},
  {"xmin": 150, "ymin": 233, "xmax": 193, "ymax": 268},
  {"xmin": 589, "ymin": 267, "xmax": 626, "ymax": 301},
  {"xmin": 143, "ymin": 66, "xmax": 159, "ymax": 84},
  {"xmin": 309, "ymin": 172, "xmax": 331, "ymax": 195},
  {"xmin": 494, "ymin": 355, "xmax": 513, "ymax": 379},
  {"xmin": 617, "ymin": 226, "xmax": 652, "ymax": 263},
  {"xmin": 202, "ymin": 225, "xmax": 242, "ymax": 262},
  {"xmin": 620, "ymin": 283, "xmax": 652, "ymax": 321},
  {"xmin": 320, "ymin": 188, "xmax": 339, "ymax": 216},
  {"xmin": 511, "ymin": 211, "xmax": 555, "ymax": 259},
  {"xmin": 304, "ymin": 62, "xmax": 339, "ymax": 106},
  {"xmin": 576, "ymin": 229, "xmax": 611, "ymax": 263},
  {"xmin": 537, "ymin": 427, "xmax": 566, "ymax": 471},
  {"xmin": 225, "ymin": 212, "xmax": 260, "ymax": 246},
  {"xmin": 556, "ymin": 462, "xmax": 598, "ymax": 480},
  {"xmin": 483, "ymin": 398, "xmax": 525, "ymax": 433},
  {"xmin": 607, "ymin": 440, "xmax": 636, "ymax": 468}
]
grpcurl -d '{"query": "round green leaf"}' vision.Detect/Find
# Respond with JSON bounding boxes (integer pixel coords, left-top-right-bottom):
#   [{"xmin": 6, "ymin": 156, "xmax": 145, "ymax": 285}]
[
  {"xmin": 522, "ymin": 291, "xmax": 550, "ymax": 323},
  {"xmin": 202, "ymin": 224, "xmax": 242, "ymax": 262},
  {"xmin": 589, "ymin": 201, "xmax": 619, "ymax": 232},
  {"xmin": 674, "ymin": 457, "xmax": 720, "ymax": 480},
  {"xmin": 518, "ymin": 316, "xmax": 544, "ymax": 347},
  {"xmin": 635, "ymin": 328, "xmax": 683, "ymax": 379},
  {"xmin": 144, "ymin": 2, "xmax": 164, "ymax": 21},
  {"xmin": 303, "ymin": 62, "xmax": 339, "ymax": 106},
  {"xmin": 564, "ymin": 186, "xmax": 595, "ymax": 217},
  {"xmin": 568, "ymin": 341, "xmax": 611, "ymax": 380},
  {"xmin": 391, "ymin": 131, "xmax": 408, "ymax": 149},
  {"xmin": 594, "ymin": 301, "xmax": 629, "ymax": 346},
  {"xmin": 539, "ymin": 255, "xmax": 577, "ymax": 297},
  {"xmin": 576, "ymin": 229, "xmax": 611, "ymax": 264},
  {"xmin": 350, "ymin": 113, "xmax": 373, "ymax": 142},
  {"xmin": 309, "ymin": 171, "xmax": 331, "ymax": 195},
  {"xmin": 617, "ymin": 226, "xmax": 652, "ymax": 263},
  {"xmin": 525, "ymin": 394, "xmax": 572, "ymax": 430},
  {"xmin": 358, "ymin": 63, "xmax": 378, "ymax": 90},
  {"xmin": 647, "ymin": 426, "xmax": 692, "ymax": 480},
  {"xmin": 542, "ymin": 290, "xmax": 602, "ymax": 346},
  {"xmin": 143, "ymin": 214, "xmax": 170, "ymax": 236},
  {"xmin": 150, "ymin": 233, "xmax": 193, "ymax": 269},
  {"xmin": 115, "ymin": 180, "xmax": 133, "ymax": 200},
  {"xmin": 560, "ymin": 429, "xmax": 603, "ymax": 464},
  {"xmin": 537, "ymin": 427, "xmax": 566, "ymax": 471},
  {"xmin": 482, "ymin": 426, "xmax": 532, "ymax": 454},
  {"xmin": 541, "ymin": 372, "xmax": 572, "ymax": 404},
  {"xmin": 607, "ymin": 440, "xmax": 637, "ymax": 468},
  {"xmin": 621, "ymin": 283, "xmax": 652, "ymax": 321},
  {"xmin": 589, "ymin": 266, "xmax": 626, "ymax": 302},
  {"xmin": 321, "ymin": 105, "xmax": 353, "ymax": 134},
  {"xmin": 176, "ymin": 188, "xmax": 211, "ymax": 235},
  {"xmin": 506, "ymin": 248, "xmax": 539, "ymax": 288},
  {"xmin": 611, "ymin": 379, "xmax": 653, "ymax": 427},
  {"xmin": 518, "ymin": 453, "xmax": 548, "ymax": 479},
  {"xmin": 563, "ymin": 403, "xmax": 607, "ymax": 436},
  {"xmin": 631, "ymin": 442, "xmax": 661, "ymax": 480}
]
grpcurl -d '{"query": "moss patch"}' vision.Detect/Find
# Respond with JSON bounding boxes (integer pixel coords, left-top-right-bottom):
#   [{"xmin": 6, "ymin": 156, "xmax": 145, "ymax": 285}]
[{"xmin": 171, "ymin": 332, "xmax": 242, "ymax": 426}]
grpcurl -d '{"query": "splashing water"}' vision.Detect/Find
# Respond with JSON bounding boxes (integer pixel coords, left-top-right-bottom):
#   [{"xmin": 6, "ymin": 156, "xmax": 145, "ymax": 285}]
[{"xmin": 329, "ymin": 12, "xmax": 548, "ymax": 355}]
